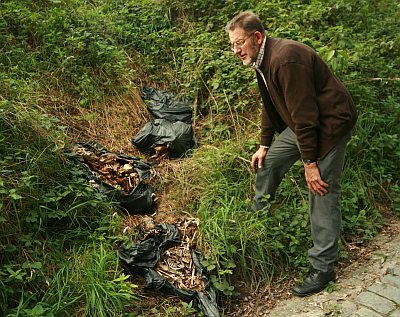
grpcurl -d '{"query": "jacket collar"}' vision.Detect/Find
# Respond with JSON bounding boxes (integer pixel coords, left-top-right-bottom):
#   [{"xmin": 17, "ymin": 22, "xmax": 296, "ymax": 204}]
[{"xmin": 254, "ymin": 35, "xmax": 267, "ymax": 69}]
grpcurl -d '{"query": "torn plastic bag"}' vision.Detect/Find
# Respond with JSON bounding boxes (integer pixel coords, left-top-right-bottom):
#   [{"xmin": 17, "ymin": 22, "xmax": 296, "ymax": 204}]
[
  {"xmin": 132, "ymin": 118, "xmax": 197, "ymax": 158},
  {"xmin": 118, "ymin": 223, "xmax": 220, "ymax": 317},
  {"xmin": 118, "ymin": 223, "xmax": 180, "ymax": 268},
  {"xmin": 141, "ymin": 87, "xmax": 194, "ymax": 124},
  {"xmin": 70, "ymin": 141, "xmax": 154, "ymax": 214}
]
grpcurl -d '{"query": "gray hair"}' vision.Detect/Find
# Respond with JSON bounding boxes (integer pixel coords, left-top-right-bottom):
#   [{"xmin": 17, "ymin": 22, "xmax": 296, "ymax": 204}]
[{"xmin": 225, "ymin": 11, "xmax": 266, "ymax": 35}]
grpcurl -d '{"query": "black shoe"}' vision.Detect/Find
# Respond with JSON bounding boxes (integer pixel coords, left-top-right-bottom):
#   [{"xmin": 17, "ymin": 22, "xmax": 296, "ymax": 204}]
[{"xmin": 292, "ymin": 269, "xmax": 336, "ymax": 297}]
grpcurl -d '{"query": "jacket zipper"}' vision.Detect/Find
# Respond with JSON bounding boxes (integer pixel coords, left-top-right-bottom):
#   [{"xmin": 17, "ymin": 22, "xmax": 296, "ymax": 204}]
[{"xmin": 255, "ymin": 67, "xmax": 277, "ymax": 109}]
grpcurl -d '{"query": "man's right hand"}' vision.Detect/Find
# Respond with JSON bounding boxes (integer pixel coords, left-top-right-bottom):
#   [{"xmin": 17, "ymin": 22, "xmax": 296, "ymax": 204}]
[{"xmin": 251, "ymin": 147, "xmax": 268, "ymax": 173}]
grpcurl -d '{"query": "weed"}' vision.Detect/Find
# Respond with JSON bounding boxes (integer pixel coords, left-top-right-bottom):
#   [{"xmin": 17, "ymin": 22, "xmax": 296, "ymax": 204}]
[
  {"xmin": 0, "ymin": 0, "xmax": 399, "ymax": 315},
  {"xmin": 323, "ymin": 302, "xmax": 342, "ymax": 316}
]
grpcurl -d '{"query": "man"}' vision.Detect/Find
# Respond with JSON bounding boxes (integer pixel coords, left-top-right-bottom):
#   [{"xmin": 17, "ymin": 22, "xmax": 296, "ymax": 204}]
[{"xmin": 226, "ymin": 11, "xmax": 357, "ymax": 297}]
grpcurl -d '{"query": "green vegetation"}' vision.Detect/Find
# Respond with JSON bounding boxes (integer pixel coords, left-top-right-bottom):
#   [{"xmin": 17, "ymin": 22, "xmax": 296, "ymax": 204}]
[{"xmin": 1, "ymin": 0, "xmax": 399, "ymax": 316}]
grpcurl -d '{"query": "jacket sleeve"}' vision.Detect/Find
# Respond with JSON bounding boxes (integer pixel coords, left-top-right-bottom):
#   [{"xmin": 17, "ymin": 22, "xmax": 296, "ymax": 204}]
[{"xmin": 276, "ymin": 61, "xmax": 319, "ymax": 161}]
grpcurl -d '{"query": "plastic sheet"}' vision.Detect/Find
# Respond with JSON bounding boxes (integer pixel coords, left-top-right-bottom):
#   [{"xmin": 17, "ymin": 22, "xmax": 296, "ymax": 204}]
[
  {"xmin": 132, "ymin": 88, "xmax": 198, "ymax": 158},
  {"xmin": 118, "ymin": 223, "xmax": 220, "ymax": 317},
  {"xmin": 141, "ymin": 87, "xmax": 194, "ymax": 124},
  {"xmin": 132, "ymin": 118, "xmax": 196, "ymax": 158},
  {"xmin": 71, "ymin": 141, "xmax": 154, "ymax": 213}
]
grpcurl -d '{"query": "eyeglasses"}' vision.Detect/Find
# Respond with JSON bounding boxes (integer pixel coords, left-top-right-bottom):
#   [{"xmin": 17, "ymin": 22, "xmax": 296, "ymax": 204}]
[{"xmin": 230, "ymin": 32, "xmax": 255, "ymax": 52}]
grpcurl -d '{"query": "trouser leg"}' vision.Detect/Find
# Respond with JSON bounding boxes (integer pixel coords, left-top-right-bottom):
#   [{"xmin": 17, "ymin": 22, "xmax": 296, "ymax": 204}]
[
  {"xmin": 308, "ymin": 131, "xmax": 351, "ymax": 272},
  {"xmin": 252, "ymin": 127, "xmax": 300, "ymax": 211}
]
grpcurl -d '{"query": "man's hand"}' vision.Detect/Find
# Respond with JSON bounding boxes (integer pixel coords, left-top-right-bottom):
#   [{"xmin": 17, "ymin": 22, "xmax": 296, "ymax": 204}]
[
  {"xmin": 251, "ymin": 147, "xmax": 268, "ymax": 173},
  {"xmin": 304, "ymin": 162, "xmax": 329, "ymax": 196}
]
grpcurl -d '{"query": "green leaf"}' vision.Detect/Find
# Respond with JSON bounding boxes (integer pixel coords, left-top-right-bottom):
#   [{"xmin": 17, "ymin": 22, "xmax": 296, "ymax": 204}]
[
  {"xmin": 113, "ymin": 274, "xmax": 131, "ymax": 283},
  {"xmin": 25, "ymin": 304, "xmax": 46, "ymax": 315},
  {"xmin": 206, "ymin": 264, "xmax": 216, "ymax": 271},
  {"xmin": 31, "ymin": 262, "xmax": 43, "ymax": 269},
  {"xmin": 9, "ymin": 189, "xmax": 22, "ymax": 200},
  {"xmin": 47, "ymin": 209, "xmax": 67, "ymax": 219},
  {"xmin": 326, "ymin": 49, "xmax": 335, "ymax": 61},
  {"xmin": 5, "ymin": 244, "xmax": 17, "ymax": 253}
]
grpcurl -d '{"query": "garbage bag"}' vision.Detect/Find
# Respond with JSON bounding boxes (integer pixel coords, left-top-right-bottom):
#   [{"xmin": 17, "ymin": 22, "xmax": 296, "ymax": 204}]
[
  {"xmin": 70, "ymin": 141, "xmax": 154, "ymax": 214},
  {"xmin": 132, "ymin": 118, "xmax": 197, "ymax": 158},
  {"xmin": 118, "ymin": 223, "xmax": 180, "ymax": 268},
  {"xmin": 118, "ymin": 223, "xmax": 220, "ymax": 317},
  {"xmin": 141, "ymin": 87, "xmax": 194, "ymax": 124}
]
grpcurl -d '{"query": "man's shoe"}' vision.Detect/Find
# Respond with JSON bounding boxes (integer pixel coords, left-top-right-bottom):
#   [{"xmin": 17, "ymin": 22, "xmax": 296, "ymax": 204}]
[{"xmin": 292, "ymin": 269, "xmax": 336, "ymax": 297}]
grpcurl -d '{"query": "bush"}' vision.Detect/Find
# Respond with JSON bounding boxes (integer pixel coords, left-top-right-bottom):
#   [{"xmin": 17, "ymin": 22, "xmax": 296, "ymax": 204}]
[{"xmin": 0, "ymin": 0, "xmax": 399, "ymax": 312}]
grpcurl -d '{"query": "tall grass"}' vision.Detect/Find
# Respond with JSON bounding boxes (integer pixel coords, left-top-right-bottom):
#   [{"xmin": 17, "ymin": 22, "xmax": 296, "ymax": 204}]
[
  {"xmin": 40, "ymin": 238, "xmax": 138, "ymax": 317},
  {"xmin": 181, "ymin": 97, "xmax": 397, "ymax": 292},
  {"xmin": 0, "ymin": 0, "xmax": 399, "ymax": 314},
  {"xmin": 0, "ymin": 100, "xmax": 138, "ymax": 315},
  {"xmin": 166, "ymin": 0, "xmax": 400, "ymax": 294},
  {"xmin": 179, "ymin": 142, "xmax": 308, "ymax": 289}
]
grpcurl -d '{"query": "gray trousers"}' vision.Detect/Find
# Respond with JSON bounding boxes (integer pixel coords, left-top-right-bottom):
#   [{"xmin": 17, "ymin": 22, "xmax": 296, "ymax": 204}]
[{"xmin": 252, "ymin": 127, "xmax": 351, "ymax": 272}]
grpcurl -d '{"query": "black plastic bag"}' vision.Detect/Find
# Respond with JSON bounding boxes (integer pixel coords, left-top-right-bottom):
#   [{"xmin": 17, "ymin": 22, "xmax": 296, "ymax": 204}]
[
  {"xmin": 118, "ymin": 223, "xmax": 220, "ymax": 317},
  {"xmin": 132, "ymin": 118, "xmax": 196, "ymax": 158},
  {"xmin": 118, "ymin": 223, "xmax": 180, "ymax": 268},
  {"xmin": 70, "ymin": 141, "xmax": 154, "ymax": 214},
  {"xmin": 141, "ymin": 87, "xmax": 194, "ymax": 124}
]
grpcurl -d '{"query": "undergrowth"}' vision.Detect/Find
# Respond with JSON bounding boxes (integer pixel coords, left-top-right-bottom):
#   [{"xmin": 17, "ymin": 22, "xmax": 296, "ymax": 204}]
[{"xmin": 0, "ymin": 0, "xmax": 399, "ymax": 315}]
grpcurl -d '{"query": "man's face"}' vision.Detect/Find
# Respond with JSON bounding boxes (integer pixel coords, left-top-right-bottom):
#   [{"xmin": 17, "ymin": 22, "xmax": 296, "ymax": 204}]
[{"xmin": 229, "ymin": 27, "xmax": 260, "ymax": 66}]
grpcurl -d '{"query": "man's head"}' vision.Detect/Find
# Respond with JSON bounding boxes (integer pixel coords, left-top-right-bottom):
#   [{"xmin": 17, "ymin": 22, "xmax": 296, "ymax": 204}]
[{"xmin": 226, "ymin": 11, "xmax": 266, "ymax": 66}]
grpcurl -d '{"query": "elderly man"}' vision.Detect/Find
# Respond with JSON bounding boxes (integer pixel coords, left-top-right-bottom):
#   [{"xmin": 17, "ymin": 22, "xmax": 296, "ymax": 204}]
[{"xmin": 226, "ymin": 11, "xmax": 357, "ymax": 296}]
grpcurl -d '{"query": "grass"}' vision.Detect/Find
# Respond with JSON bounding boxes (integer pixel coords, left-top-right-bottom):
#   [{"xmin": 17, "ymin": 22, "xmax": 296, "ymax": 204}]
[
  {"xmin": 171, "ymin": 90, "xmax": 398, "ymax": 293},
  {"xmin": 0, "ymin": 99, "xmax": 138, "ymax": 316},
  {"xmin": 40, "ymin": 238, "xmax": 138, "ymax": 317},
  {"xmin": 176, "ymin": 143, "xmax": 306, "ymax": 289},
  {"xmin": 1, "ymin": 0, "xmax": 399, "ymax": 315}
]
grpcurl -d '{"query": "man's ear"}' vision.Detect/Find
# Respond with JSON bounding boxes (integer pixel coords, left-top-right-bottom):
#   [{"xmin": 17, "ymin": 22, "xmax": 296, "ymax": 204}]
[{"xmin": 254, "ymin": 31, "xmax": 264, "ymax": 46}]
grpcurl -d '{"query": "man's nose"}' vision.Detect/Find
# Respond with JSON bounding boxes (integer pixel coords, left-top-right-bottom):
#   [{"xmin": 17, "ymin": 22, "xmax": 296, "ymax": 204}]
[{"xmin": 232, "ymin": 46, "xmax": 241, "ymax": 54}]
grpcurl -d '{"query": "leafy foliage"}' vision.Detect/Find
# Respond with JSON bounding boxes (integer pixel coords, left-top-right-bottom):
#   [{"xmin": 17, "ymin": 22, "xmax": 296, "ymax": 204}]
[
  {"xmin": 162, "ymin": 0, "xmax": 400, "ymax": 291},
  {"xmin": 0, "ymin": 100, "xmax": 137, "ymax": 315},
  {"xmin": 0, "ymin": 0, "xmax": 399, "ymax": 315}
]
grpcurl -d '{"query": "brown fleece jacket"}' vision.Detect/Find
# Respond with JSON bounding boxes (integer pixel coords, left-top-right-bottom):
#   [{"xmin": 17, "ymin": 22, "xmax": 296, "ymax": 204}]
[{"xmin": 257, "ymin": 37, "xmax": 357, "ymax": 161}]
